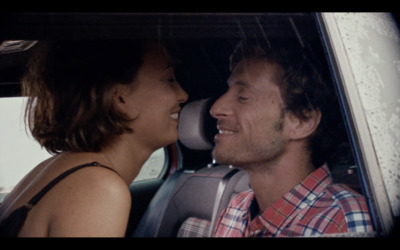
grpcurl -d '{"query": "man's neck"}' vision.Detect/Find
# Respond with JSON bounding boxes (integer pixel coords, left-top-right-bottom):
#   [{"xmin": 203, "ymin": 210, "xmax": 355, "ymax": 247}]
[{"xmin": 245, "ymin": 148, "xmax": 316, "ymax": 213}]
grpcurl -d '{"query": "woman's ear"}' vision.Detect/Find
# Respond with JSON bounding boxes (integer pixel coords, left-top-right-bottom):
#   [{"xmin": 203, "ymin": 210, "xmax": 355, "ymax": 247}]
[
  {"xmin": 118, "ymin": 96, "xmax": 126, "ymax": 104},
  {"xmin": 287, "ymin": 110, "xmax": 321, "ymax": 140},
  {"xmin": 113, "ymin": 85, "xmax": 127, "ymax": 109},
  {"xmin": 112, "ymin": 84, "xmax": 138, "ymax": 119}
]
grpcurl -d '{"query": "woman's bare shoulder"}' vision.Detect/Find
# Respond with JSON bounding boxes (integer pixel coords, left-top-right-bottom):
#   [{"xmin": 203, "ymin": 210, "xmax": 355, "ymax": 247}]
[{"xmin": 45, "ymin": 163, "xmax": 132, "ymax": 236}]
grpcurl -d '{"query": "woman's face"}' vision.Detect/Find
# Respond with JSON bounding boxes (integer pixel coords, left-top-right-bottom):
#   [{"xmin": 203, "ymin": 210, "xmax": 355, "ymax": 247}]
[{"xmin": 119, "ymin": 43, "xmax": 188, "ymax": 151}]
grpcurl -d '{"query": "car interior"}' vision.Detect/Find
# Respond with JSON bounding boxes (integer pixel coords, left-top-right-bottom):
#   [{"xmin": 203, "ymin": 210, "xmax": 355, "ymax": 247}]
[{"xmin": 0, "ymin": 13, "xmax": 374, "ymax": 237}]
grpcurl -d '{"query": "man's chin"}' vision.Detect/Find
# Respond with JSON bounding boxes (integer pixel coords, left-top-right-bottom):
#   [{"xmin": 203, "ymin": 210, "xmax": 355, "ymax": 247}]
[{"xmin": 212, "ymin": 148, "xmax": 234, "ymax": 166}]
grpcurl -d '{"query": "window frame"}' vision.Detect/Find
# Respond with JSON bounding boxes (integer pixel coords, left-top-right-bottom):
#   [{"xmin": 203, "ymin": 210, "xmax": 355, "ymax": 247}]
[{"xmin": 315, "ymin": 12, "xmax": 398, "ymax": 236}]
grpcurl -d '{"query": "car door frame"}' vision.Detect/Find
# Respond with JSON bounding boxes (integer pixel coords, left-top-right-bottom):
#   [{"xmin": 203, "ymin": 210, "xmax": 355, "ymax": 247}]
[{"xmin": 316, "ymin": 12, "xmax": 400, "ymax": 236}]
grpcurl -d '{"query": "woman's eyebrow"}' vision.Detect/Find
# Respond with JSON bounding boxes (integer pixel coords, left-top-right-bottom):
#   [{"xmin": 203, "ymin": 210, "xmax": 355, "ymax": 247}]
[
  {"xmin": 163, "ymin": 60, "xmax": 178, "ymax": 70},
  {"xmin": 161, "ymin": 63, "xmax": 176, "ymax": 73},
  {"xmin": 164, "ymin": 63, "xmax": 174, "ymax": 69}
]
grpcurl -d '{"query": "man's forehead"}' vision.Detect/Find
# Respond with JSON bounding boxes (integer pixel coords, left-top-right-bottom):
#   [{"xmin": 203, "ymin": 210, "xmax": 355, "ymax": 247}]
[{"xmin": 228, "ymin": 59, "xmax": 278, "ymax": 87}]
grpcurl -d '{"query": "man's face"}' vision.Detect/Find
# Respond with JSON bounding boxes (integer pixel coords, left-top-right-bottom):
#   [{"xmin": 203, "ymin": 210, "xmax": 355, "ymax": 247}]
[{"xmin": 210, "ymin": 58, "xmax": 289, "ymax": 168}]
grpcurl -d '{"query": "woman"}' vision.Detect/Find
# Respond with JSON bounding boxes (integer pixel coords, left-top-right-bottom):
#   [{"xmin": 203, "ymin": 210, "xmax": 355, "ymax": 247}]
[{"xmin": 0, "ymin": 40, "xmax": 188, "ymax": 237}]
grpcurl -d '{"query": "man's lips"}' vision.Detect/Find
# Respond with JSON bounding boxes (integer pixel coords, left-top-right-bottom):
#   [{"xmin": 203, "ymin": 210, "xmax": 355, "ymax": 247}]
[
  {"xmin": 215, "ymin": 124, "xmax": 238, "ymax": 140},
  {"xmin": 218, "ymin": 129, "xmax": 235, "ymax": 135}
]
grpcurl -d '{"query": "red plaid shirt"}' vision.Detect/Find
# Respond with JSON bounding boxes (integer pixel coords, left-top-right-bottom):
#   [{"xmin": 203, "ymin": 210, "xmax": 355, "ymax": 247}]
[{"xmin": 213, "ymin": 164, "xmax": 374, "ymax": 237}]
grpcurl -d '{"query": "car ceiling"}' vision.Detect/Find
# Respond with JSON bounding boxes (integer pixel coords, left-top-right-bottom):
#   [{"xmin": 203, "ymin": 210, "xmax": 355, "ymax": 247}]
[
  {"xmin": 0, "ymin": 13, "xmax": 317, "ymax": 40},
  {"xmin": 0, "ymin": 12, "xmax": 320, "ymax": 98}
]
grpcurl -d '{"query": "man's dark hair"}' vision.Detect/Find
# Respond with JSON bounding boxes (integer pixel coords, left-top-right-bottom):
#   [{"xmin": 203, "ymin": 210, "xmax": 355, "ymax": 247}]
[{"xmin": 229, "ymin": 39, "xmax": 345, "ymax": 168}]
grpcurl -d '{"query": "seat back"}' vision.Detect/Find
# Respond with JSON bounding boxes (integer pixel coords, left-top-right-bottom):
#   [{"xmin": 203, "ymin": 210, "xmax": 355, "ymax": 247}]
[
  {"xmin": 133, "ymin": 165, "xmax": 249, "ymax": 237},
  {"xmin": 177, "ymin": 167, "xmax": 249, "ymax": 237},
  {"xmin": 132, "ymin": 98, "xmax": 250, "ymax": 237}
]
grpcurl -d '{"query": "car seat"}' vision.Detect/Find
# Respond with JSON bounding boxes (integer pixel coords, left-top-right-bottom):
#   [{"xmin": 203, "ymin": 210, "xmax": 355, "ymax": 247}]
[{"xmin": 132, "ymin": 98, "xmax": 250, "ymax": 237}]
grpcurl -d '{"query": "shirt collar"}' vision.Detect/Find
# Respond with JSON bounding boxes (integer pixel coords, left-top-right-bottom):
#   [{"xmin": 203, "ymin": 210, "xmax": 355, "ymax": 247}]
[{"xmin": 251, "ymin": 164, "xmax": 333, "ymax": 236}]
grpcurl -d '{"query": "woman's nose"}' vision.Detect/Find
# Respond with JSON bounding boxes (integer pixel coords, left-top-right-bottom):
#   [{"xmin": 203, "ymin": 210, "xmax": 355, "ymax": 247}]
[{"xmin": 177, "ymin": 83, "xmax": 188, "ymax": 104}]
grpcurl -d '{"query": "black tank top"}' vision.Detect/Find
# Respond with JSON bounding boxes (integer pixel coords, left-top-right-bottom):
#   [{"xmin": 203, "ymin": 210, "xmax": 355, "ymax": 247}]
[{"xmin": 0, "ymin": 162, "xmax": 116, "ymax": 237}]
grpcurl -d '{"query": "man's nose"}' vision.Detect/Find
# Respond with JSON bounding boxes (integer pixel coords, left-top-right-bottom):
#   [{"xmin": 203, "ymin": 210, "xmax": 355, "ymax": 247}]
[{"xmin": 210, "ymin": 93, "xmax": 231, "ymax": 119}]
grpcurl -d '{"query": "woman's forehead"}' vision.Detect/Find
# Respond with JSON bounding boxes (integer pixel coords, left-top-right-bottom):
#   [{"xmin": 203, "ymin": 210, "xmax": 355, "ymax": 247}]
[{"xmin": 141, "ymin": 44, "xmax": 172, "ymax": 71}]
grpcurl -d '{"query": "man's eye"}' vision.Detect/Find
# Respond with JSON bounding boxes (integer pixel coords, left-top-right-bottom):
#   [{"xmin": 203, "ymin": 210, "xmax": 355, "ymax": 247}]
[{"xmin": 238, "ymin": 96, "xmax": 249, "ymax": 102}]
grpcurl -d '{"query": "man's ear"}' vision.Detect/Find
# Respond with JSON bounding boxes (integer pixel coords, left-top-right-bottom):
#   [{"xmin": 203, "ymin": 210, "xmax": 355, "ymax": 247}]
[{"xmin": 287, "ymin": 110, "xmax": 321, "ymax": 140}]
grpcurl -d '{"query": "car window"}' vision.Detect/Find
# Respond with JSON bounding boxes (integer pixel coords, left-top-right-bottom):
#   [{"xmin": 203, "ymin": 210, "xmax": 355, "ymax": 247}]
[
  {"xmin": 0, "ymin": 97, "xmax": 51, "ymax": 198},
  {"xmin": 0, "ymin": 97, "xmax": 166, "ymax": 202},
  {"xmin": 133, "ymin": 148, "xmax": 166, "ymax": 182}
]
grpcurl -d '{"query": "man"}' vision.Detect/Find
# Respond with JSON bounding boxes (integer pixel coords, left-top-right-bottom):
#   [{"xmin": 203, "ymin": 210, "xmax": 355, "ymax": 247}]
[{"xmin": 210, "ymin": 40, "xmax": 374, "ymax": 237}]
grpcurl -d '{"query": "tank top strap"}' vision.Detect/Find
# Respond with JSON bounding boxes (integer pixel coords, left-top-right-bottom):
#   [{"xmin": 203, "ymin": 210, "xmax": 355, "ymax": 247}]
[{"xmin": 27, "ymin": 161, "xmax": 116, "ymax": 207}]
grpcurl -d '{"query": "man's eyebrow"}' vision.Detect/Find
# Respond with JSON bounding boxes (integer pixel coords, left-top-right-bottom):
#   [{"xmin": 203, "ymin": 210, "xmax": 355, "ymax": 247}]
[{"xmin": 227, "ymin": 79, "xmax": 249, "ymax": 88}]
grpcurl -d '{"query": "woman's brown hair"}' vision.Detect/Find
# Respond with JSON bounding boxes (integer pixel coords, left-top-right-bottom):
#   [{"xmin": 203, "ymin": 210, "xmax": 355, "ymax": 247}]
[{"xmin": 22, "ymin": 40, "xmax": 155, "ymax": 154}]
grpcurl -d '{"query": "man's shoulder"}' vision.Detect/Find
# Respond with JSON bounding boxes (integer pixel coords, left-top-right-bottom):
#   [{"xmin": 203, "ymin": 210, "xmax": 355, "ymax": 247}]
[
  {"xmin": 322, "ymin": 183, "xmax": 371, "ymax": 222},
  {"xmin": 325, "ymin": 183, "xmax": 367, "ymax": 205},
  {"xmin": 228, "ymin": 189, "xmax": 254, "ymax": 207}
]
